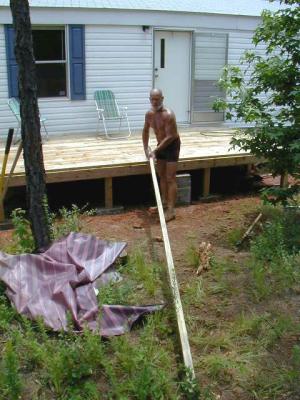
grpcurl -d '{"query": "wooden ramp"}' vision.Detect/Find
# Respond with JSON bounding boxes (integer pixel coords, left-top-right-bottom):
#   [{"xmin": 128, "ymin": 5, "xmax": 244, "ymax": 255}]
[{"xmin": 1, "ymin": 129, "xmax": 257, "ymax": 207}]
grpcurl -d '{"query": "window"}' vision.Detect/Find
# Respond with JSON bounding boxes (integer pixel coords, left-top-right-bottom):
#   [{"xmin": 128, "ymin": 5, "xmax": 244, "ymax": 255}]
[
  {"xmin": 6, "ymin": 24, "xmax": 85, "ymax": 100},
  {"xmin": 160, "ymin": 38, "xmax": 165, "ymax": 68},
  {"xmin": 32, "ymin": 27, "xmax": 67, "ymax": 98}
]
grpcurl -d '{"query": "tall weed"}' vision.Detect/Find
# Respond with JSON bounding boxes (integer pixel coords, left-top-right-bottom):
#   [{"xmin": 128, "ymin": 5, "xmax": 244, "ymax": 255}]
[
  {"xmin": 0, "ymin": 340, "xmax": 22, "ymax": 400},
  {"xmin": 0, "ymin": 293, "xmax": 17, "ymax": 333},
  {"xmin": 9, "ymin": 208, "xmax": 35, "ymax": 254},
  {"xmin": 108, "ymin": 323, "xmax": 177, "ymax": 399},
  {"xmin": 51, "ymin": 204, "xmax": 84, "ymax": 239},
  {"xmin": 127, "ymin": 249, "xmax": 161, "ymax": 297},
  {"xmin": 45, "ymin": 330, "xmax": 104, "ymax": 398},
  {"xmin": 249, "ymin": 216, "xmax": 300, "ymax": 300},
  {"xmin": 185, "ymin": 239, "xmax": 200, "ymax": 270},
  {"xmin": 6, "ymin": 205, "xmax": 91, "ymax": 254}
]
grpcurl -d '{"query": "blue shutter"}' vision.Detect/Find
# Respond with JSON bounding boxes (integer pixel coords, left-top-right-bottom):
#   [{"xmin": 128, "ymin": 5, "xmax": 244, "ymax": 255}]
[
  {"xmin": 69, "ymin": 25, "xmax": 86, "ymax": 100},
  {"xmin": 4, "ymin": 25, "xmax": 19, "ymax": 98}
]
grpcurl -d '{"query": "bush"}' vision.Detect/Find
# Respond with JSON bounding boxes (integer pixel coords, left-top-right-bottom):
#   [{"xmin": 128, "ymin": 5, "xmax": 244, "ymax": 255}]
[
  {"xmin": 6, "ymin": 205, "xmax": 92, "ymax": 254},
  {"xmin": 249, "ymin": 210, "xmax": 300, "ymax": 300}
]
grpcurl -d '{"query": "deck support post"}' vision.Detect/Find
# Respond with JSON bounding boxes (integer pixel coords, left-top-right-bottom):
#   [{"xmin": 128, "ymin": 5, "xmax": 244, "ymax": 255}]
[
  {"xmin": 0, "ymin": 201, "xmax": 4, "ymax": 222},
  {"xmin": 202, "ymin": 167, "xmax": 211, "ymax": 197},
  {"xmin": 105, "ymin": 177, "xmax": 113, "ymax": 208},
  {"xmin": 247, "ymin": 164, "xmax": 253, "ymax": 175}
]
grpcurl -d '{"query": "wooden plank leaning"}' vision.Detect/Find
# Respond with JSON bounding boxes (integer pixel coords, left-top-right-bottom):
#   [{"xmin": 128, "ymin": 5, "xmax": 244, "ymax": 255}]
[
  {"xmin": 0, "ymin": 128, "xmax": 14, "ymax": 195},
  {"xmin": 2, "ymin": 140, "xmax": 23, "ymax": 200},
  {"xmin": 0, "ymin": 128, "xmax": 14, "ymax": 221},
  {"xmin": 0, "ymin": 129, "xmax": 23, "ymax": 222},
  {"xmin": 148, "ymin": 154, "xmax": 195, "ymax": 378}
]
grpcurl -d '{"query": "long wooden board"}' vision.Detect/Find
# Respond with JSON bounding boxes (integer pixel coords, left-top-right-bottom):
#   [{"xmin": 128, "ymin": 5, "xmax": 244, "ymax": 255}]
[{"xmin": 149, "ymin": 155, "xmax": 195, "ymax": 377}]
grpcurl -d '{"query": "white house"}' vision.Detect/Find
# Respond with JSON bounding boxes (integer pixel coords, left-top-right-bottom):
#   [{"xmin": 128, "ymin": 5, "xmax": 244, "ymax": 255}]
[{"xmin": 0, "ymin": 0, "xmax": 282, "ymax": 137}]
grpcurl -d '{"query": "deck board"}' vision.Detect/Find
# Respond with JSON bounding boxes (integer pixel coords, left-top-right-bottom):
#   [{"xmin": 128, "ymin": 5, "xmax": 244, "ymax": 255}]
[{"xmin": 1, "ymin": 129, "xmax": 256, "ymax": 187}]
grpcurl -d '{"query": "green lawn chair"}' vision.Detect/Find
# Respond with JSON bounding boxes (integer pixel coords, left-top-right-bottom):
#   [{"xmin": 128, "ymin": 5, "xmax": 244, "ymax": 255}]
[
  {"xmin": 8, "ymin": 97, "xmax": 49, "ymax": 143},
  {"xmin": 94, "ymin": 89, "xmax": 131, "ymax": 139}
]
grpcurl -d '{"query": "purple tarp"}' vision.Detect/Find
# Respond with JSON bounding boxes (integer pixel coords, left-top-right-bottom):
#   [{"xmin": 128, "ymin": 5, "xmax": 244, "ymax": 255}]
[{"xmin": 0, "ymin": 232, "xmax": 163, "ymax": 336}]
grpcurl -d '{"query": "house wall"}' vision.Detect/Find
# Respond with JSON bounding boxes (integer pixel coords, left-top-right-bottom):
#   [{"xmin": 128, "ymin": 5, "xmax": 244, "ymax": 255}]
[
  {"xmin": 85, "ymin": 25, "xmax": 152, "ymax": 132},
  {"xmin": 226, "ymin": 31, "xmax": 269, "ymax": 121},
  {"xmin": 0, "ymin": 7, "xmax": 265, "ymax": 137},
  {"xmin": 0, "ymin": 24, "xmax": 153, "ymax": 136},
  {"xmin": 0, "ymin": 24, "xmax": 10, "ymax": 134},
  {"xmin": 228, "ymin": 31, "xmax": 266, "ymax": 75}
]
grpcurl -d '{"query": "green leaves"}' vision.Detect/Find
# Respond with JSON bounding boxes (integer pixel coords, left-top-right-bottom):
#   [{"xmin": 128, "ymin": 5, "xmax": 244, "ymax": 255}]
[{"xmin": 213, "ymin": 0, "xmax": 300, "ymax": 204}]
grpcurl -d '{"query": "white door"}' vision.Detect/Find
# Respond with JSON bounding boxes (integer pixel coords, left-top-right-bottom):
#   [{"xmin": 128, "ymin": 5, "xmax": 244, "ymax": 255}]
[{"xmin": 154, "ymin": 31, "xmax": 191, "ymax": 123}]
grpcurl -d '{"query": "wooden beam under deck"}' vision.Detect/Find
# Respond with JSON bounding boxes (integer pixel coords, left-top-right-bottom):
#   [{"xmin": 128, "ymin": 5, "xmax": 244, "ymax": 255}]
[
  {"xmin": 104, "ymin": 177, "xmax": 113, "ymax": 209},
  {"xmin": 1, "ymin": 129, "xmax": 257, "ymax": 205},
  {"xmin": 202, "ymin": 167, "xmax": 211, "ymax": 197}
]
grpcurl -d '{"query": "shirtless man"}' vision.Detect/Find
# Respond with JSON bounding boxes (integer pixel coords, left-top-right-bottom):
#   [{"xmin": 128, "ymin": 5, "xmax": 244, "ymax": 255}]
[{"xmin": 142, "ymin": 88, "xmax": 181, "ymax": 222}]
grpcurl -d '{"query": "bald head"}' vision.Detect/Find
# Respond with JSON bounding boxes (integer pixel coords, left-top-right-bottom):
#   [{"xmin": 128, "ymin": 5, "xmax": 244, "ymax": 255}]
[
  {"xmin": 149, "ymin": 88, "xmax": 164, "ymax": 111},
  {"xmin": 150, "ymin": 88, "xmax": 163, "ymax": 97}
]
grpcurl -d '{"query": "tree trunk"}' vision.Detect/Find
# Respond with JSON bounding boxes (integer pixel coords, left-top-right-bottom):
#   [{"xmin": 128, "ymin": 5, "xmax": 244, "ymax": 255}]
[
  {"xmin": 10, "ymin": 0, "xmax": 51, "ymax": 250},
  {"xmin": 280, "ymin": 172, "xmax": 289, "ymax": 188}
]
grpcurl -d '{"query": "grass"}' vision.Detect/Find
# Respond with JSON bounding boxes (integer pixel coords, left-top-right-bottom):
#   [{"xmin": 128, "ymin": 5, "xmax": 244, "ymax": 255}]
[
  {"xmin": 0, "ymin": 208, "xmax": 181, "ymax": 399},
  {"xmin": 1, "ymin": 201, "xmax": 300, "ymax": 399},
  {"xmin": 0, "ymin": 340, "xmax": 23, "ymax": 400},
  {"xmin": 248, "ymin": 213, "xmax": 300, "ymax": 301},
  {"xmin": 185, "ymin": 238, "xmax": 200, "ymax": 270},
  {"xmin": 0, "ymin": 279, "xmax": 180, "ymax": 399},
  {"xmin": 183, "ymin": 278, "xmax": 206, "ymax": 308},
  {"xmin": 193, "ymin": 310, "xmax": 300, "ymax": 394},
  {"xmin": 226, "ymin": 227, "xmax": 244, "ymax": 248},
  {"xmin": 98, "ymin": 248, "xmax": 164, "ymax": 306},
  {"xmin": 107, "ymin": 314, "xmax": 178, "ymax": 398},
  {"xmin": 182, "ymin": 203, "xmax": 300, "ymax": 399}
]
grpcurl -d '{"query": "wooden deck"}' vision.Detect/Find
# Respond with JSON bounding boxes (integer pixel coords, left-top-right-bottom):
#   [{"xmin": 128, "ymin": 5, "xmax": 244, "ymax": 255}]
[{"xmin": 2, "ymin": 128, "xmax": 256, "ymax": 207}]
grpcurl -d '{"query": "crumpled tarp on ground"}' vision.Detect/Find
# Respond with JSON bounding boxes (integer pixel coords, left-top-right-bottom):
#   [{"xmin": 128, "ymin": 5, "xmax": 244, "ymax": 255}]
[{"xmin": 0, "ymin": 232, "xmax": 163, "ymax": 336}]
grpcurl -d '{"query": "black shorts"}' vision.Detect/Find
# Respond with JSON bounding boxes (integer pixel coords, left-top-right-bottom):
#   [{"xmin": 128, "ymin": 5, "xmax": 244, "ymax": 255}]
[{"xmin": 156, "ymin": 137, "xmax": 181, "ymax": 162}]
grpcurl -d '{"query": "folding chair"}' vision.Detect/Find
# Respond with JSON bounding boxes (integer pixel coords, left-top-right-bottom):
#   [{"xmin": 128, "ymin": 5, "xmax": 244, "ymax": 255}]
[
  {"xmin": 8, "ymin": 97, "xmax": 49, "ymax": 143},
  {"xmin": 94, "ymin": 89, "xmax": 131, "ymax": 139}
]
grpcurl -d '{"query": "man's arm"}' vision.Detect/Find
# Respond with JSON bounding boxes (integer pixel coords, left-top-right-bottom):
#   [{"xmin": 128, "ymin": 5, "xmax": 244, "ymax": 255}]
[
  {"xmin": 154, "ymin": 111, "xmax": 178, "ymax": 154},
  {"xmin": 142, "ymin": 112, "xmax": 151, "ymax": 158}
]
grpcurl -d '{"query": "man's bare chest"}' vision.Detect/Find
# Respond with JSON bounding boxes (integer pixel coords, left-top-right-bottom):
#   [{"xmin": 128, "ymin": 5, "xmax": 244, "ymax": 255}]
[{"xmin": 149, "ymin": 114, "xmax": 166, "ymax": 131}]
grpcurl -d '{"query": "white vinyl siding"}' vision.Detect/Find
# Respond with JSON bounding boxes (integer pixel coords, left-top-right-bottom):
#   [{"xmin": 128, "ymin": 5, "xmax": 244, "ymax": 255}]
[
  {"xmin": 85, "ymin": 26, "xmax": 152, "ymax": 131},
  {"xmin": 227, "ymin": 31, "xmax": 266, "ymax": 77},
  {"xmin": 0, "ymin": 22, "xmax": 269, "ymax": 137},
  {"xmin": 226, "ymin": 31, "xmax": 268, "ymax": 122},
  {"xmin": 0, "ymin": 25, "xmax": 152, "ymax": 136},
  {"xmin": 192, "ymin": 33, "xmax": 227, "ymax": 122},
  {"xmin": 194, "ymin": 34, "xmax": 227, "ymax": 81},
  {"xmin": 0, "ymin": 25, "xmax": 11, "ymax": 132},
  {"xmin": 85, "ymin": 26, "xmax": 152, "ymax": 133}
]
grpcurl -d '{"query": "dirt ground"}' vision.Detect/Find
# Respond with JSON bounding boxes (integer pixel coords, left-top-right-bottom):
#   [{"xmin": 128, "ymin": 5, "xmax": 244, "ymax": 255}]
[
  {"xmin": 1, "ymin": 193, "xmax": 299, "ymax": 399},
  {"xmin": 81, "ymin": 194, "xmax": 260, "ymax": 259},
  {"xmin": 82, "ymin": 194, "xmax": 300, "ymax": 399}
]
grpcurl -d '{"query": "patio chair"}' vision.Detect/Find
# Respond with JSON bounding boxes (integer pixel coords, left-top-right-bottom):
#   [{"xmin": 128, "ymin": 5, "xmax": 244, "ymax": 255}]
[
  {"xmin": 8, "ymin": 97, "xmax": 49, "ymax": 143},
  {"xmin": 94, "ymin": 89, "xmax": 131, "ymax": 139}
]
